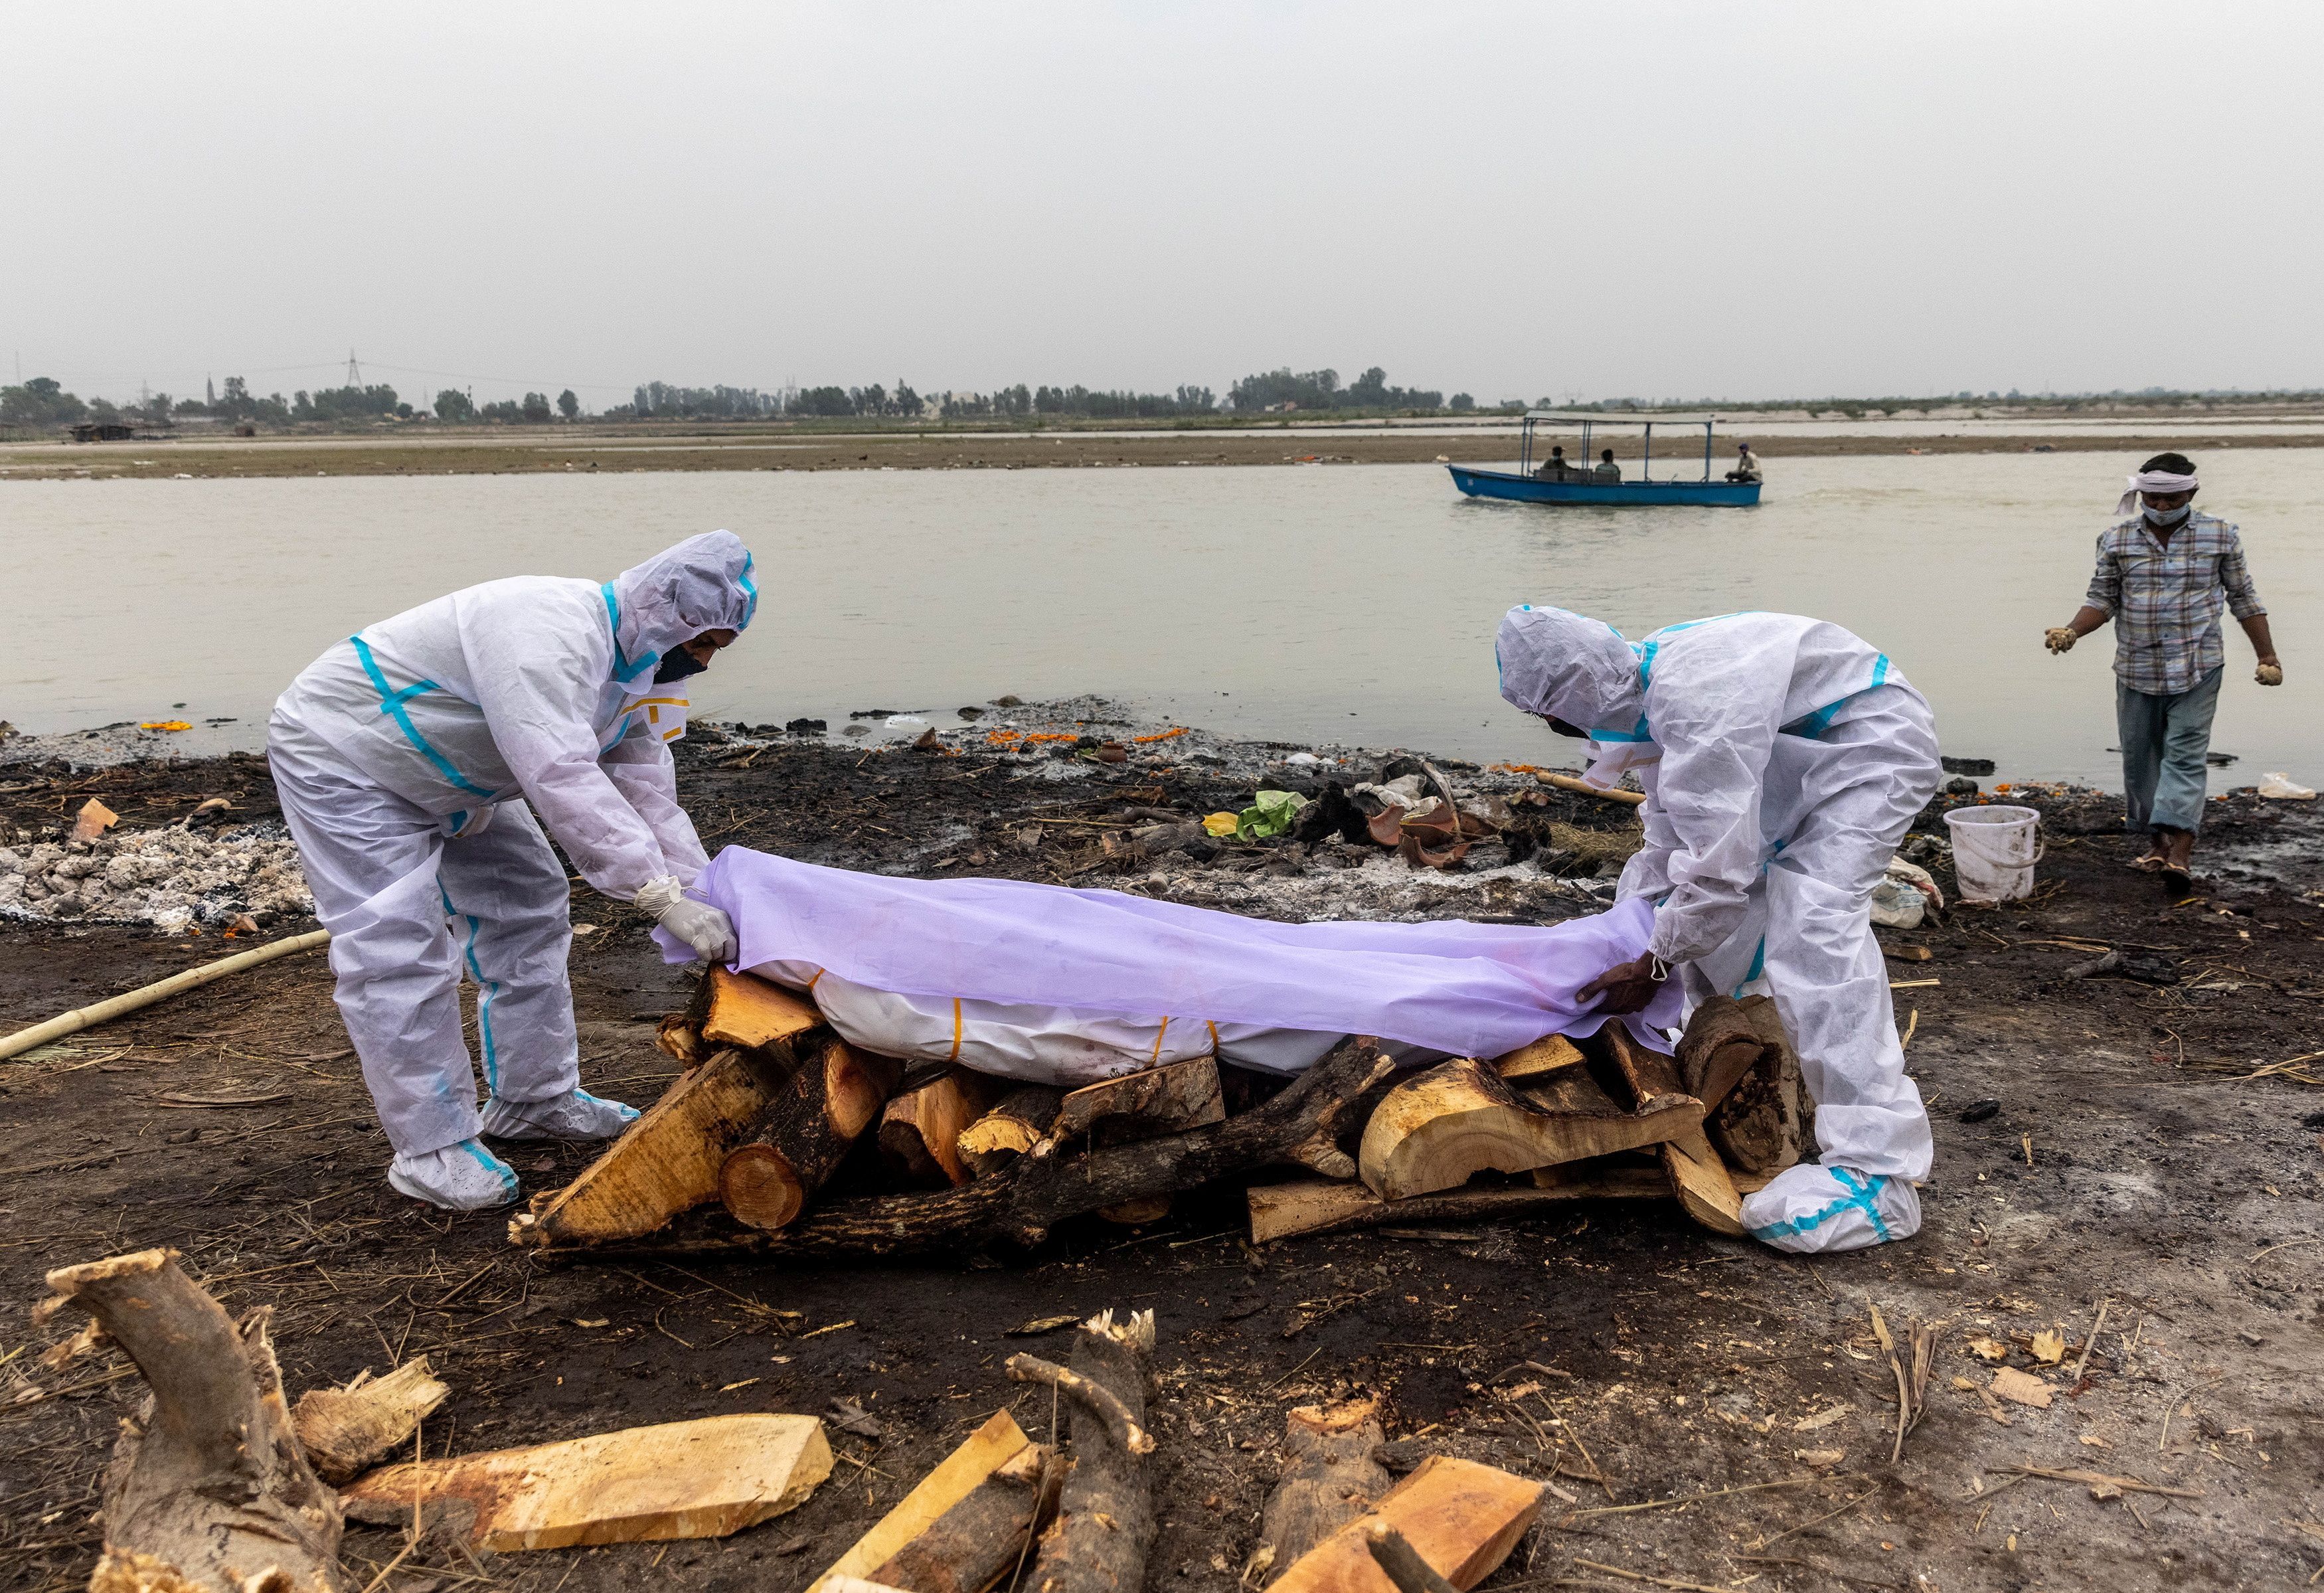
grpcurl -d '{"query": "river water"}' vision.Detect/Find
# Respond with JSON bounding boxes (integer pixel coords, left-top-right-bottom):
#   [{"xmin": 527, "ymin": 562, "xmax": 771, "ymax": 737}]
[{"xmin": 3, "ymin": 452, "xmax": 2317, "ymax": 787}]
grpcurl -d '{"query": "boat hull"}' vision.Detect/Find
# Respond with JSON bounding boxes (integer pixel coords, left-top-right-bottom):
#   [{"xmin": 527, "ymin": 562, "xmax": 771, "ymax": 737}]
[{"xmin": 1448, "ymin": 465, "xmax": 1761, "ymax": 507}]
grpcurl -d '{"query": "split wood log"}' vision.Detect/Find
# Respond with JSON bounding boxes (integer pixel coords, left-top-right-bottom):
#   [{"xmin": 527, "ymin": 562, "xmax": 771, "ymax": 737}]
[
  {"xmin": 572, "ymin": 1039, "xmax": 1395, "ymax": 1258},
  {"xmin": 1490, "ymin": 1034, "xmax": 1585, "ymax": 1082},
  {"xmin": 693, "ymin": 965, "xmax": 825, "ymax": 1050},
  {"xmin": 1711, "ymin": 994, "xmax": 1810, "ymax": 1175},
  {"xmin": 722, "ymin": 1039, "xmax": 902, "ymax": 1230},
  {"xmin": 1266, "ymin": 1455, "xmax": 1543, "ymax": 1593},
  {"xmin": 1050, "ymin": 1055, "xmax": 1224, "ymax": 1142},
  {"xmin": 1673, "ymin": 996, "xmax": 1765, "ymax": 1114},
  {"xmin": 290, "ymin": 1357, "xmax": 450, "ymax": 1485},
  {"xmin": 511, "ymin": 1043, "xmax": 797, "ymax": 1247},
  {"xmin": 1257, "ymin": 1398, "xmax": 1389, "ymax": 1570},
  {"xmin": 1358, "ymin": 1056, "xmax": 1701, "ymax": 1201},
  {"xmin": 955, "ymin": 1085, "xmax": 1064, "ymax": 1178},
  {"xmin": 809, "ymin": 1411, "xmax": 1034, "ymax": 1593},
  {"xmin": 341, "ymin": 1414, "xmax": 831, "ymax": 1550},
  {"xmin": 1021, "ymin": 1310, "xmax": 1157, "ymax": 1593},
  {"xmin": 38, "ymin": 1249, "xmax": 346, "ymax": 1593},
  {"xmin": 1247, "ymin": 1165, "xmax": 1669, "ymax": 1244},
  {"xmin": 1590, "ymin": 1019, "xmax": 1700, "ymax": 1116},
  {"xmin": 1599, "ymin": 1021, "xmax": 1749, "ymax": 1235},
  {"xmin": 867, "ymin": 1442, "xmax": 1060, "ymax": 1593},
  {"xmin": 656, "ymin": 1012, "xmax": 703, "ymax": 1065},
  {"xmin": 879, "ymin": 1068, "xmax": 1002, "ymax": 1188}
]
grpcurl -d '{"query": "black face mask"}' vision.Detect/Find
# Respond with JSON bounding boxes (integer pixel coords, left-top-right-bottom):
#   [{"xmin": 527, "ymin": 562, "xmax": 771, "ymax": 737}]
[{"xmin": 653, "ymin": 647, "xmax": 710, "ymax": 684}]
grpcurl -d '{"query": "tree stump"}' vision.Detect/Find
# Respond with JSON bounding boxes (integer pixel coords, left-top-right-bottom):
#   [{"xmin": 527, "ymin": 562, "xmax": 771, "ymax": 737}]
[{"xmin": 40, "ymin": 1249, "xmax": 346, "ymax": 1593}]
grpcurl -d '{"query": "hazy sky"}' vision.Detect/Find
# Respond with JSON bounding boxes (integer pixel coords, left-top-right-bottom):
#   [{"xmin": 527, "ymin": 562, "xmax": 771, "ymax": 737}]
[{"xmin": 9, "ymin": 2, "xmax": 2321, "ymax": 408}]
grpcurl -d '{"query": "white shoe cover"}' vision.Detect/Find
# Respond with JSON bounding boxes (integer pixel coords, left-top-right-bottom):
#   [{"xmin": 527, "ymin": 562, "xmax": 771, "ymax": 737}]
[
  {"xmin": 1741, "ymin": 1163, "xmax": 1921, "ymax": 1254},
  {"xmin": 479, "ymin": 1088, "xmax": 640, "ymax": 1141},
  {"xmin": 388, "ymin": 1139, "xmax": 521, "ymax": 1211}
]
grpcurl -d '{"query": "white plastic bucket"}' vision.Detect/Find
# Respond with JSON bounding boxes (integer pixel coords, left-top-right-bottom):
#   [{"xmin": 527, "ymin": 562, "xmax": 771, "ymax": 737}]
[{"xmin": 1943, "ymin": 804, "xmax": 2042, "ymax": 902}]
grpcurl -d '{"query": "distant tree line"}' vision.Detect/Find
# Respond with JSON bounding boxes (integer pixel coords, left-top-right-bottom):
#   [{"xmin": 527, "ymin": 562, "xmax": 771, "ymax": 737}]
[
  {"xmin": 1227, "ymin": 367, "xmax": 1446, "ymax": 412},
  {"xmin": 0, "ymin": 374, "xmax": 588, "ymax": 430}
]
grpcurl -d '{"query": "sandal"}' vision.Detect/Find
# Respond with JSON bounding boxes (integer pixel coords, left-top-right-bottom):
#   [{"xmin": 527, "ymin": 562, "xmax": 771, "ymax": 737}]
[{"xmin": 2126, "ymin": 855, "xmax": 2167, "ymax": 873}]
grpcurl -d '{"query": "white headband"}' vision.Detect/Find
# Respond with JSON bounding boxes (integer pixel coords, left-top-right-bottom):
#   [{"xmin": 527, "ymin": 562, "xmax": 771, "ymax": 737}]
[{"xmin": 2116, "ymin": 469, "xmax": 2198, "ymax": 515}]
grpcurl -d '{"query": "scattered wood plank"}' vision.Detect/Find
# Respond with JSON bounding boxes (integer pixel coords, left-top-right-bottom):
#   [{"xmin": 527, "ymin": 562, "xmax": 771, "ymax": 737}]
[
  {"xmin": 694, "ymin": 965, "xmax": 823, "ymax": 1050},
  {"xmin": 879, "ymin": 1068, "xmax": 1001, "ymax": 1188},
  {"xmin": 723, "ymin": 1039, "xmax": 902, "ymax": 1229},
  {"xmin": 1266, "ymin": 1455, "xmax": 1544, "ymax": 1593},
  {"xmin": 341, "ymin": 1414, "xmax": 831, "ymax": 1550},
  {"xmin": 1248, "ymin": 1167, "xmax": 1669, "ymax": 1244},
  {"xmin": 1359, "ymin": 1056, "xmax": 1700, "ymax": 1201},
  {"xmin": 955, "ymin": 1085, "xmax": 1064, "ymax": 1178},
  {"xmin": 291, "ymin": 1357, "xmax": 451, "ymax": 1485},
  {"xmin": 868, "ymin": 1442, "xmax": 1060, "ymax": 1593},
  {"xmin": 1020, "ymin": 1311, "xmax": 1157, "ymax": 1593},
  {"xmin": 511, "ymin": 1045, "xmax": 795, "ymax": 1248},
  {"xmin": 37, "ymin": 1248, "xmax": 345, "ymax": 1593},
  {"xmin": 808, "ymin": 1412, "xmax": 1035, "ymax": 1593},
  {"xmin": 1258, "ymin": 1398, "xmax": 1389, "ymax": 1570},
  {"xmin": 1051, "ymin": 1056, "xmax": 1224, "ymax": 1142},
  {"xmin": 1491, "ymin": 1034, "xmax": 1586, "ymax": 1081},
  {"xmin": 1989, "ymin": 1367, "xmax": 2054, "ymax": 1408}
]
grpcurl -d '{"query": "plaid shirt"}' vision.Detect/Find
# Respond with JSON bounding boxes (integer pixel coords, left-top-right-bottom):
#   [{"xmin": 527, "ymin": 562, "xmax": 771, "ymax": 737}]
[{"xmin": 2085, "ymin": 511, "xmax": 2265, "ymax": 695}]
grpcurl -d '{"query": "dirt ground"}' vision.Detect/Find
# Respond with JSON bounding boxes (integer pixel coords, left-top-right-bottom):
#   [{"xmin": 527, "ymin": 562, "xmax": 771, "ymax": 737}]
[
  {"xmin": 5, "ymin": 424, "xmax": 2323, "ymax": 481},
  {"xmin": 3, "ymin": 718, "xmax": 2322, "ymax": 1593}
]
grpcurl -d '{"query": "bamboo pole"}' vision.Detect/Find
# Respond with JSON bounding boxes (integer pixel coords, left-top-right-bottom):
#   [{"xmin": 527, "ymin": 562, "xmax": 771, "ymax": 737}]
[
  {"xmin": 1536, "ymin": 772, "xmax": 1647, "ymax": 807},
  {"xmin": 0, "ymin": 929, "xmax": 331, "ymax": 1061}
]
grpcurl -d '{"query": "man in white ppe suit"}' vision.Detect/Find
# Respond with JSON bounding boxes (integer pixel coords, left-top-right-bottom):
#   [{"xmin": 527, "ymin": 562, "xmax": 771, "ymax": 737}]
[
  {"xmin": 268, "ymin": 531, "xmax": 755, "ymax": 1211},
  {"xmin": 1496, "ymin": 605, "xmax": 1941, "ymax": 1252}
]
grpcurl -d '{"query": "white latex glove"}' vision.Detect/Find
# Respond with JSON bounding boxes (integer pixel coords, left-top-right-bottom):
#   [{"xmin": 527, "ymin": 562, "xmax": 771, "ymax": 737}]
[
  {"xmin": 636, "ymin": 877, "xmax": 734, "ymax": 963},
  {"xmin": 659, "ymin": 898, "xmax": 736, "ymax": 964}
]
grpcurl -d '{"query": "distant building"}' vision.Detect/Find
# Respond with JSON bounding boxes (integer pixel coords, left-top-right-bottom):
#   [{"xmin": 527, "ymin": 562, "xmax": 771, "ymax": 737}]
[{"xmin": 68, "ymin": 422, "xmax": 137, "ymax": 443}]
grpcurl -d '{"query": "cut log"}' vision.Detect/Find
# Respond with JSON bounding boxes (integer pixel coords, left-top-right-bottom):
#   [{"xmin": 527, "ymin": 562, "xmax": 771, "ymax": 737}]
[
  {"xmin": 880, "ymin": 1068, "xmax": 1002, "ymax": 1188},
  {"xmin": 1711, "ymin": 995, "xmax": 1810, "ymax": 1175},
  {"xmin": 291, "ymin": 1357, "xmax": 450, "ymax": 1485},
  {"xmin": 656, "ymin": 1012, "xmax": 703, "ymax": 1065},
  {"xmin": 1590, "ymin": 1019, "xmax": 1699, "ymax": 1116},
  {"xmin": 38, "ymin": 1249, "xmax": 345, "ymax": 1593},
  {"xmin": 1490, "ymin": 1034, "xmax": 1584, "ymax": 1082},
  {"xmin": 511, "ymin": 1045, "xmax": 794, "ymax": 1247},
  {"xmin": 867, "ymin": 1442, "xmax": 1060, "ymax": 1593},
  {"xmin": 955, "ymin": 1085, "xmax": 1064, "ymax": 1178},
  {"xmin": 1266, "ymin": 1454, "xmax": 1543, "ymax": 1593},
  {"xmin": 809, "ymin": 1411, "xmax": 1034, "ymax": 1593},
  {"xmin": 1659, "ymin": 1129, "xmax": 1746, "ymax": 1237},
  {"xmin": 1051, "ymin": 1055, "xmax": 1224, "ymax": 1142},
  {"xmin": 693, "ymin": 965, "xmax": 824, "ymax": 1050},
  {"xmin": 1021, "ymin": 1311, "xmax": 1157, "ymax": 1593},
  {"xmin": 1359, "ymin": 1056, "xmax": 1701, "ymax": 1201},
  {"xmin": 1258, "ymin": 1398, "xmax": 1389, "ymax": 1570},
  {"xmin": 550, "ymin": 1040, "xmax": 1395, "ymax": 1259},
  {"xmin": 721, "ymin": 1039, "xmax": 902, "ymax": 1230},
  {"xmin": 1248, "ymin": 1165, "xmax": 1669, "ymax": 1244},
  {"xmin": 1673, "ymin": 996, "xmax": 1765, "ymax": 1114},
  {"xmin": 341, "ymin": 1414, "xmax": 830, "ymax": 1550}
]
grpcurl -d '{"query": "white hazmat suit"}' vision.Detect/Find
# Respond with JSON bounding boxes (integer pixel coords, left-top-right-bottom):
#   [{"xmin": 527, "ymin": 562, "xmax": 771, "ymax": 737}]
[
  {"xmin": 1497, "ymin": 606, "xmax": 1941, "ymax": 1252},
  {"xmin": 269, "ymin": 531, "xmax": 758, "ymax": 1209}
]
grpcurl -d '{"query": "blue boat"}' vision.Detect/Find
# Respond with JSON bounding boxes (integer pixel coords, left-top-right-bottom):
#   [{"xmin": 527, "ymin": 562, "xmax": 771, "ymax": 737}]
[{"xmin": 1449, "ymin": 410, "xmax": 1762, "ymax": 507}]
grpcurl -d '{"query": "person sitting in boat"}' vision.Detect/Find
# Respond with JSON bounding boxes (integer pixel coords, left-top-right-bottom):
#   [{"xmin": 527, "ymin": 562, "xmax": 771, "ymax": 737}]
[
  {"xmin": 1592, "ymin": 448, "xmax": 1621, "ymax": 483},
  {"xmin": 1534, "ymin": 445, "xmax": 1574, "ymax": 481},
  {"xmin": 1726, "ymin": 444, "xmax": 1762, "ymax": 483}
]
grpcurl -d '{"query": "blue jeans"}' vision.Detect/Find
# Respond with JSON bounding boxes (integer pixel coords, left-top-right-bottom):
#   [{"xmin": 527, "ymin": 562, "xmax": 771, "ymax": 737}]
[{"xmin": 2117, "ymin": 665, "xmax": 2222, "ymax": 835}]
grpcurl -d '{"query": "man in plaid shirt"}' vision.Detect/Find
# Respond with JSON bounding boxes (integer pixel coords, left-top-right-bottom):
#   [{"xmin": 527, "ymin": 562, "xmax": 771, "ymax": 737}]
[{"xmin": 2046, "ymin": 451, "xmax": 2282, "ymax": 889}]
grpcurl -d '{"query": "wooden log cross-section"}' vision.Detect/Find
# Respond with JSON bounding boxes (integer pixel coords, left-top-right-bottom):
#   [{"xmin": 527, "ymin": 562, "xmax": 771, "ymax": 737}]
[
  {"xmin": 722, "ymin": 1038, "xmax": 903, "ymax": 1230},
  {"xmin": 954, "ymin": 1084, "xmax": 1064, "ymax": 1179},
  {"xmin": 879, "ymin": 1068, "xmax": 1002, "ymax": 1188},
  {"xmin": 38, "ymin": 1249, "xmax": 347, "ymax": 1593}
]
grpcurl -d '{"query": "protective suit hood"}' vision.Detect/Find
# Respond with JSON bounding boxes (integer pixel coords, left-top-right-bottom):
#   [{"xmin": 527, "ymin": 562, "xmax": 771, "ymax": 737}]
[
  {"xmin": 1495, "ymin": 604, "xmax": 1645, "ymax": 737},
  {"xmin": 608, "ymin": 531, "xmax": 758, "ymax": 675}
]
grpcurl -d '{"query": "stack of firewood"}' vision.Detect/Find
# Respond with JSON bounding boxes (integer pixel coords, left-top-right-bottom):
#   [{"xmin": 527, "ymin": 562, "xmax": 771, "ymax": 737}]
[{"xmin": 509, "ymin": 967, "xmax": 1808, "ymax": 1257}]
